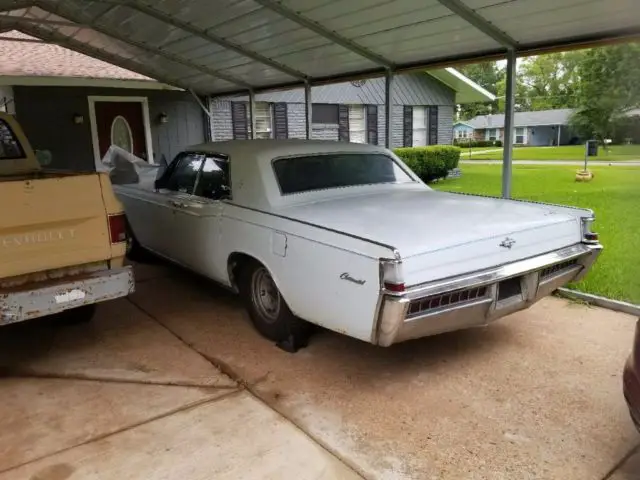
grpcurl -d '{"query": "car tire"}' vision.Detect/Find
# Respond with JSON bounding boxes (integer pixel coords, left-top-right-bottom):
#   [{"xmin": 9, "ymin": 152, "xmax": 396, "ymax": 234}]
[
  {"xmin": 238, "ymin": 261, "xmax": 311, "ymax": 352},
  {"xmin": 51, "ymin": 304, "xmax": 97, "ymax": 326},
  {"xmin": 125, "ymin": 222, "xmax": 151, "ymax": 263}
]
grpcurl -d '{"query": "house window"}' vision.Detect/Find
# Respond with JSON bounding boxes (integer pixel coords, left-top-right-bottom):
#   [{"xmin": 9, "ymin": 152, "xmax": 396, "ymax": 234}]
[
  {"xmin": 412, "ymin": 106, "xmax": 426, "ymax": 147},
  {"xmin": 487, "ymin": 128, "xmax": 497, "ymax": 141},
  {"xmin": 312, "ymin": 104, "xmax": 339, "ymax": 124},
  {"xmin": 248, "ymin": 102, "xmax": 273, "ymax": 139},
  {"xmin": 348, "ymin": 105, "xmax": 366, "ymax": 144},
  {"xmin": 515, "ymin": 127, "xmax": 525, "ymax": 144}
]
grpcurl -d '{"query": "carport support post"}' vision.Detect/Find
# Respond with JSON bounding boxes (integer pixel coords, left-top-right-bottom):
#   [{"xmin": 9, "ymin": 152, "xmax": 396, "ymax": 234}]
[
  {"xmin": 385, "ymin": 70, "xmax": 394, "ymax": 149},
  {"xmin": 501, "ymin": 49, "xmax": 516, "ymax": 199},
  {"xmin": 304, "ymin": 81, "xmax": 312, "ymax": 139},
  {"xmin": 248, "ymin": 90, "xmax": 256, "ymax": 140}
]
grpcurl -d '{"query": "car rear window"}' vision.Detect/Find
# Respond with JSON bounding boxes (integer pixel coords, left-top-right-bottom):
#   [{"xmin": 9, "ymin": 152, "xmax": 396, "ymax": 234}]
[
  {"xmin": 273, "ymin": 153, "xmax": 414, "ymax": 195},
  {"xmin": 0, "ymin": 119, "xmax": 25, "ymax": 160}
]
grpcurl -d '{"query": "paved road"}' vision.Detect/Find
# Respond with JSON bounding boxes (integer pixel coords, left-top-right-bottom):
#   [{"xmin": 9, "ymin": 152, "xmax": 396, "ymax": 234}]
[{"xmin": 460, "ymin": 159, "xmax": 640, "ymax": 166}]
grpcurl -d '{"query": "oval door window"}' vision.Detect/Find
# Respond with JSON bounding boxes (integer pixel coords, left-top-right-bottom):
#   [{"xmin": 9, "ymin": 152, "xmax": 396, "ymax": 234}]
[{"xmin": 110, "ymin": 115, "xmax": 134, "ymax": 153}]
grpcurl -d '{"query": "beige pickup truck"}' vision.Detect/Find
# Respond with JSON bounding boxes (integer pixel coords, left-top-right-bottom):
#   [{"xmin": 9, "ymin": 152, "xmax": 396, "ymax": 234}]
[{"xmin": 0, "ymin": 112, "xmax": 134, "ymax": 325}]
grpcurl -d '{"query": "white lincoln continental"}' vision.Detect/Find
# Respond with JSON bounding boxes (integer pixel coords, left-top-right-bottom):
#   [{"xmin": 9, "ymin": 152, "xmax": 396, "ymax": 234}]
[{"xmin": 115, "ymin": 140, "xmax": 602, "ymax": 351}]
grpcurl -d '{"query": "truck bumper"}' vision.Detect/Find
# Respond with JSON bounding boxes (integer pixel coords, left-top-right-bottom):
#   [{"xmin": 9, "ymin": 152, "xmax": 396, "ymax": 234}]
[
  {"xmin": 374, "ymin": 243, "xmax": 601, "ymax": 346},
  {"xmin": 0, "ymin": 266, "xmax": 134, "ymax": 325}
]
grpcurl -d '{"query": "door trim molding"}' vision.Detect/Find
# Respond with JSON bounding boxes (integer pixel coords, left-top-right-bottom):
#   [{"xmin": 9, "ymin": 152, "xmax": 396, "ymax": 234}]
[{"xmin": 88, "ymin": 95, "xmax": 155, "ymax": 166}]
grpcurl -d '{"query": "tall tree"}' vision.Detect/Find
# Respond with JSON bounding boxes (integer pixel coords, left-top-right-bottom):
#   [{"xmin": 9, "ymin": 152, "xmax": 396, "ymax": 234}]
[
  {"xmin": 570, "ymin": 43, "xmax": 640, "ymax": 143},
  {"xmin": 457, "ymin": 62, "xmax": 502, "ymax": 120}
]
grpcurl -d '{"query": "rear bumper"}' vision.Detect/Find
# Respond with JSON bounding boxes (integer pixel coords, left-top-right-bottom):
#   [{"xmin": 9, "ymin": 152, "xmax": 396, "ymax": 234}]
[
  {"xmin": 374, "ymin": 243, "xmax": 601, "ymax": 346},
  {"xmin": 0, "ymin": 266, "xmax": 134, "ymax": 325}
]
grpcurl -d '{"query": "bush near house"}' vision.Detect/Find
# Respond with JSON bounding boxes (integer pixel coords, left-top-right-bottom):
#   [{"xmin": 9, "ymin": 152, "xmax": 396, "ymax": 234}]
[
  {"xmin": 394, "ymin": 146, "xmax": 461, "ymax": 183},
  {"xmin": 453, "ymin": 139, "xmax": 503, "ymax": 148}
]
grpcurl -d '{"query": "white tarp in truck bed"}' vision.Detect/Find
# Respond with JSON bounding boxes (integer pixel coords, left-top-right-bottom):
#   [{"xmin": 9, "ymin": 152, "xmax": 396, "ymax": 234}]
[{"xmin": 98, "ymin": 145, "xmax": 163, "ymax": 189}]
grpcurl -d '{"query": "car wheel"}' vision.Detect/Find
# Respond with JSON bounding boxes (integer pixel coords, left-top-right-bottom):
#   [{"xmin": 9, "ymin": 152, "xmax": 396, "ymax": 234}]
[
  {"xmin": 51, "ymin": 304, "xmax": 97, "ymax": 326},
  {"xmin": 239, "ymin": 261, "xmax": 311, "ymax": 352},
  {"xmin": 125, "ymin": 222, "xmax": 151, "ymax": 262}
]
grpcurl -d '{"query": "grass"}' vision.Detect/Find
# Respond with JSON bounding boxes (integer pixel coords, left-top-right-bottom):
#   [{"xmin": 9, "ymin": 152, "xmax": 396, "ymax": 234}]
[
  {"xmin": 460, "ymin": 144, "xmax": 640, "ymax": 161},
  {"xmin": 431, "ymin": 164, "xmax": 640, "ymax": 304}
]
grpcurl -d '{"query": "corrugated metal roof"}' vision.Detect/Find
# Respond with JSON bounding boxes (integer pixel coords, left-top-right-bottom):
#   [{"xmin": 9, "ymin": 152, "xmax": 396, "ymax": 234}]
[
  {"xmin": 0, "ymin": 0, "xmax": 638, "ymax": 96},
  {"xmin": 467, "ymin": 108, "xmax": 574, "ymax": 128}
]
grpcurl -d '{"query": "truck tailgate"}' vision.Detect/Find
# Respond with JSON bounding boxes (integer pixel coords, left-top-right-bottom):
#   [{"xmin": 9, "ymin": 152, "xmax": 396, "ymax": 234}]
[{"xmin": 0, "ymin": 173, "xmax": 112, "ymax": 279}]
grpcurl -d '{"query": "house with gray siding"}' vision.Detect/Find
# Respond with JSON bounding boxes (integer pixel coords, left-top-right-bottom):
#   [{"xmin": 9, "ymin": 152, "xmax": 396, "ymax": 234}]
[
  {"xmin": 0, "ymin": 31, "xmax": 207, "ymax": 170},
  {"xmin": 210, "ymin": 68, "xmax": 494, "ymax": 148},
  {"xmin": 467, "ymin": 109, "xmax": 579, "ymax": 146}
]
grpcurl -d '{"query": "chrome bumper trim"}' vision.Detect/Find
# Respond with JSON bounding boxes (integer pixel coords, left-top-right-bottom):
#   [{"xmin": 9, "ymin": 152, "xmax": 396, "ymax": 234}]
[
  {"xmin": 374, "ymin": 243, "xmax": 601, "ymax": 346},
  {"xmin": 0, "ymin": 267, "xmax": 134, "ymax": 325}
]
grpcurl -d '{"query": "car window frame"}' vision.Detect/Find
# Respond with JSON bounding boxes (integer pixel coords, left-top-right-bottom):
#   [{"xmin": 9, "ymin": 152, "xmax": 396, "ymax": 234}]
[
  {"xmin": 193, "ymin": 153, "xmax": 232, "ymax": 201},
  {"xmin": 163, "ymin": 152, "xmax": 205, "ymax": 195},
  {"xmin": 0, "ymin": 117, "xmax": 26, "ymax": 161},
  {"xmin": 270, "ymin": 151, "xmax": 417, "ymax": 196}
]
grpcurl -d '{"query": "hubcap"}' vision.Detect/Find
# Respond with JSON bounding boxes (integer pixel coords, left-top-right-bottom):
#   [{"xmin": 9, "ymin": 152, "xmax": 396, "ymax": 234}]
[{"xmin": 251, "ymin": 268, "xmax": 281, "ymax": 323}]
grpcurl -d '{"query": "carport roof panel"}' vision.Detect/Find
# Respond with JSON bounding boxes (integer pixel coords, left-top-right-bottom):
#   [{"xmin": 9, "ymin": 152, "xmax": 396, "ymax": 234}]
[{"xmin": 0, "ymin": 0, "xmax": 638, "ymax": 95}]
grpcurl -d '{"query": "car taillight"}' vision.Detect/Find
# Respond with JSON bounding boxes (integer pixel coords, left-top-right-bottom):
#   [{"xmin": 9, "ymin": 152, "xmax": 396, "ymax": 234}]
[
  {"xmin": 581, "ymin": 217, "xmax": 599, "ymax": 244},
  {"xmin": 381, "ymin": 258, "xmax": 405, "ymax": 293},
  {"xmin": 108, "ymin": 213, "xmax": 127, "ymax": 244}
]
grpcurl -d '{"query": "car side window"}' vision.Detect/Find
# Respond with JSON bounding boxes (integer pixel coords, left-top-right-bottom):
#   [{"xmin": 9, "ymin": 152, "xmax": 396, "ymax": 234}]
[
  {"xmin": 165, "ymin": 153, "xmax": 203, "ymax": 194},
  {"xmin": 0, "ymin": 118, "xmax": 25, "ymax": 160},
  {"xmin": 194, "ymin": 155, "xmax": 231, "ymax": 200}
]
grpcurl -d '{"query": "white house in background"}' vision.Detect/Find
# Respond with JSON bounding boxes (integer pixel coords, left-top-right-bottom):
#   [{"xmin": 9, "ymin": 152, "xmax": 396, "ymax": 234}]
[{"xmin": 467, "ymin": 108, "xmax": 579, "ymax": 146}]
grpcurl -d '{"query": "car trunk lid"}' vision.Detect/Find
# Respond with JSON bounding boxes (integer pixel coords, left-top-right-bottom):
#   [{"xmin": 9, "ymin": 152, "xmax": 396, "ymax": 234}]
[{"xmin": 277, "ymin": 188, "xmax": 583, "ymax": 285}]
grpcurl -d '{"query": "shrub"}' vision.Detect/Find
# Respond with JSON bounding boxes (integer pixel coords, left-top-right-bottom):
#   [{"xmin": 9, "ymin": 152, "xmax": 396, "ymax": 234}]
[
  {"xmin": 453, "ymin": 139, "xmax": 502, "ymax": 148},
  {"xmin": 393, "ymin": 145, "xmax": 461, "ymax": 183}
]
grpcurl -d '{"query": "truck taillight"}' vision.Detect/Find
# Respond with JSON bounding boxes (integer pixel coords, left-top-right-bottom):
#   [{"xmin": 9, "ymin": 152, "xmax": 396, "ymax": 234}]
[
  {"xmin": 108, "ymin": 213, "xmax": 127, "ymax": 244},
  {"xmin": 381, "ymin": 258, "xmax": 405, "ymax": 294}
]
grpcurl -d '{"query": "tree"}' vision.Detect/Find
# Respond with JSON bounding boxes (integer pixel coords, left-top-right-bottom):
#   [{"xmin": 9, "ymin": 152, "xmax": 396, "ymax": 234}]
[
  {"xmin": 570, "ymin": 43, "xmax": 640, "ymax": 144},
  {"xmin": 518, "ymin": 52, "xmax": 584, "ymax": 110},
  {"xmin": 457, "ymin": 62, "xmax": 502, "ymax": 120}
]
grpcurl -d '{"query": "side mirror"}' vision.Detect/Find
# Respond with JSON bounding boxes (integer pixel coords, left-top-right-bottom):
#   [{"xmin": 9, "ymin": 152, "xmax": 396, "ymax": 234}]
[{"xmin": 35, "ymin": 150, "xmax": 53, "ymax": 166}]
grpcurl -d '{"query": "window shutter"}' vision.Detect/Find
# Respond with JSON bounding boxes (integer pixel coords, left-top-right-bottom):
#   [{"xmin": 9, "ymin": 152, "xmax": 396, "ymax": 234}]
[
  {"xmin": 403, "ymin": 106, "xmax": 413, "ymax": 147},
  {"xmin": 231, "ymin": 102, "xmax": 248, "ymax": 139},
  {"xmin": 366, "ymin": 105, "xmax": 378, "ymax": 145},
  {"xmin": 428, "ymin": 106, "xmax": 438, "ymax": 145},
  {"xmin": 273, "ymin": 102, "xmax": 288, "ymax": 139},
  {"xmin": 338, "ymin": 104, "xmax": 349, "ymax": 142}
]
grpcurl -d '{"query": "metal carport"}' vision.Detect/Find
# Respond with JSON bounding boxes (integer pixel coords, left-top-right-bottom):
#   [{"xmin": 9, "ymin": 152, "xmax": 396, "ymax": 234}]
[{"xmin": 1, "ymin": 0, "xmax": 639, "ymax": 196}]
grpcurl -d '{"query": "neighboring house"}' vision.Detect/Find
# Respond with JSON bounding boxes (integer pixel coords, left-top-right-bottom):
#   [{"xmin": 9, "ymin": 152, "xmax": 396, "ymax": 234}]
[
  {"xmin": 453, "ymin": 121, "xmax": 475, "ymax": 141},
  {"xmin": 467, "ymin": 109, "xmax": 578, "ymax": 146},
  {"xmin": 0, "ymin": 31, "xmax": 207, "ymax": 170},
  {"xmin": 210, "ymin": 69, "xmax": 494, "ymax": 148}
]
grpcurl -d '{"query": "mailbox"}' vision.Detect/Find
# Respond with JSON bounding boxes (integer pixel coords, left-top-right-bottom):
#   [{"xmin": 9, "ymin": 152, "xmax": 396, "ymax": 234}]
[{"xmin": 586, "ymin": 140, "xmax": 598, "ymax": 157}]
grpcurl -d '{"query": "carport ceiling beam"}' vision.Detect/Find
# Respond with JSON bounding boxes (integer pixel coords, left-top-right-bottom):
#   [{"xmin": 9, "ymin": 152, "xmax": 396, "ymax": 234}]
[
  {"xmin": 0, "ymin": 15, "xmax": 82, "ymax": 27},
  {"xmin": 105, "ymin": 0, "xmax": 307, "ymax": 81},
  {"xmin": 33, "ymin": 0, "xmax": 252, "ymax": 89},
  {"xmin": 252, "ymin": 0, "xmax": 395, "ymax": 70},
  {"xmin": 0, "ymin": 0, "xmax": 34, "ymax": 13},
  {"xmin": 435, "ymin": 0, "xmax": 518, "ymax": 49}
]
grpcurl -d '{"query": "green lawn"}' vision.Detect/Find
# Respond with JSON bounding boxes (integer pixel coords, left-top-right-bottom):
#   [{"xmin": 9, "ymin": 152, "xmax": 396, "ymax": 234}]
[
  {"xmin": 432, "ymin": 164, "xmax": 640, "ymax": 304},
  {"xmin": 462, "ymin": 144, "xmax": 640, "ymax": 161}
]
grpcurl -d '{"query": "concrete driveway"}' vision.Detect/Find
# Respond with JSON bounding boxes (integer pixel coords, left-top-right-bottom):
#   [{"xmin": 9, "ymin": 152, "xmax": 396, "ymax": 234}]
[{"xmin": 0, "ymin": 261, "xmax": 638, "ymax": 479}]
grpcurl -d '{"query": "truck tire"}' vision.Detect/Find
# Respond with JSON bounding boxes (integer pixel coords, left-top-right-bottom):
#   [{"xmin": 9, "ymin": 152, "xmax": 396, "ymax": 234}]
[
  {"xmin": 238, "ymin": 261, "xmax": 311, "ymax": 352},
  {"xmin": 52, "ymin": 304, "xmax": 97, "ymax": 326}
]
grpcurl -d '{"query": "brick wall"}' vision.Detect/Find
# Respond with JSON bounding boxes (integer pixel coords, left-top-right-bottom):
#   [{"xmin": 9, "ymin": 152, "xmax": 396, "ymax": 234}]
[{"xmin": 287, "ymin": 103, "xmax": 307, "ymax": 139}]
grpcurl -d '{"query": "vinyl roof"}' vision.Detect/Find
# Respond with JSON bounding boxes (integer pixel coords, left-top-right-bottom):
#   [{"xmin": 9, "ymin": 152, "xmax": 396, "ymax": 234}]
[{"xmin": 0, "ymin": 0, "xmax": 638, "ymax": 96}]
